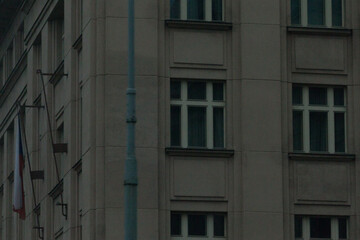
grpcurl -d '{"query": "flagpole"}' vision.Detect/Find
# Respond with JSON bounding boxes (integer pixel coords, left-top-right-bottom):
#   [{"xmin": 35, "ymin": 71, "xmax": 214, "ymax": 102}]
[{"xmin": 124, "ymin": 0, "xmax": 137, "ymax": 238}]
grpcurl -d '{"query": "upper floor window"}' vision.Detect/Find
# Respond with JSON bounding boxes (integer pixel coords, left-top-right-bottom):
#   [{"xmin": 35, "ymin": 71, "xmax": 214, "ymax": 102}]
[
  {"xmin": 291, "ymin": 0, "xmax": 343, "ymax": 27},
  {"xmin": 295, "ymin": 216, "xmax": 347, "ymax": 240},
  {"xmin": 170, "ymin": 0, "xmax": 223, "ymax": 21},
  {"xmin": 171, "ymin": 212, "xmax": 226, "ymax": 239},
  {"xmin": 170, "ymin": 80, "xmax": 225, "ymax": 149},
  {"xmin": 292, "ymin": 86, "xmax": 346, "ymax": 153}
]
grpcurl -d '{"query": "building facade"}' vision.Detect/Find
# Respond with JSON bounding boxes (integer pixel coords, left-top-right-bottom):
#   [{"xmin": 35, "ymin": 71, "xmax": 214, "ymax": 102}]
[{"xmin": 0, "ymin": 0, "xmax": 358, "ymax": 239}]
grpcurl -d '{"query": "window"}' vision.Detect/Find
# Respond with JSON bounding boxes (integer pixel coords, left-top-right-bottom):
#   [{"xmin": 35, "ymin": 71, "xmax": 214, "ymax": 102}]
[
  {"xmin": 170, "ymin": 80, "xmax": 225, "ymax": 149},
  {"xmin": 292, "ymin": 86, "xmax": 346, "ymax": 153},
  {"xmin": 171, "ymin": 213, "xmax": 226, "ymax": 239},
  {"xmin": 291, "ymin": 0, "xmax": 343, "ymax": 27},
  {"xmin": 295, "ymin": 216, "xmax": 348, "ymax": 240},
  {"xmin": 170, "ymin": 0, "xmax": 223, "ymax": 21}
]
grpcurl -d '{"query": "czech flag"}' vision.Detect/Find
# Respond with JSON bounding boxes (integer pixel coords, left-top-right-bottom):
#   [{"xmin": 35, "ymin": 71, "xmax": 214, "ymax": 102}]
[{"xmin": 13, "ymin": 117, "xmax": 25, "ymax": 220}]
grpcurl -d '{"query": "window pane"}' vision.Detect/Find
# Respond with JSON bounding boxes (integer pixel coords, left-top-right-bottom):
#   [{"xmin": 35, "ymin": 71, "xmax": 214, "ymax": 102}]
[
  {"xmin": 187, "ymin": 0, "xmax": 204, "ymax": 20},
  {"xmin": 334, "ymin": 88, "xmax": 344, "ymax": 106},
  {"xmin": 291, "ymin": 0, "xmax": 301, "ymax": 25},
  {"xmin": 213, "ymin": 107, "xmax": 224, "ymax": 148},
  {"xmin": 171, "ymin": 106, "xmax": 181, "ymax": 146},
  {"xmin": 171, "ymin": 213, "xmax": 182, "ymax": 236},
  {"xmin": 335, "ymin": 112, "xmax": 345, "ymax": 152},
  {"xmin": 310, "ymin": 217, "xmax": 331, "ymax": 238},
  {"xmin": 170, "ymin": 0, "xmax": 180, "ymax": 19},
  {"xmin": 338, "ymin": 218, "xmax": 347, "ymax": 239},
  {"xmin": 171, "ymin": 81, "xmax": 181, "ymax": 99},
  {"xmin": 308, "ymin": 0, "xmax": 325, "ymax": 26},
  {"xmin": 188, "ymin": 215, "xmax": 206, "ymax": 236},
  {"xmin": 295, "ymin": 216, "xmax": 302, "ymax": 238},
  {"xmin": 188, "ymin": 107, "xmax": 206, "ymax": 147},
  {"xmin": 332, "ymin": 0, "xmax": 342, "ymax": 27},
  {"xmin": 310, "ymin": 112, "xmax": 327, "ymax": 151},
  {"xmin": 214, "ymin": 215, "xmax": 225, "ymax": 237},
  {"xmin": 293, "ymin": 111, "xmax": 303, "ymax": 151},
  {"xmin": 212, "ymin": 0, "xmax": 222, "ymax": 21},
  {"xmin": 292, "ymin": 86, "xmax": 302, "ymax": 105},
  {"xmin": 309, "ymin": 87, "xmax": 327, "ymax": 105},
  {"xmin": 188, "ymin": 82, "xmax": 206, "ymax": 100},
  {"xmin": 213, "ymin": 82, "xmax": 224, "ymax": 101}
]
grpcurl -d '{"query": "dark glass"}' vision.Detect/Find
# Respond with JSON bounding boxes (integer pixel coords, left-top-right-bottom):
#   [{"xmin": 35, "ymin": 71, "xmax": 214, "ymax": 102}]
[
  {"xmin": 188, "ymin": 107, "xmax": 206, "ymax": 147},
  {"xmin": 188, "ymin": 214, "xmax": 206, "ymax": 236},
  {"xmin": 310, "ymin": 217, "xmax": 331, "ymax": 238},
  {"xmin": 334, "ymin": 88, "xmax": 344, "ymax": 106},
  {"xmin": 338, "ymin": 218, "xmax": 347, "ymax": 239},
  {"xmin": 292, "ymin": 86, "xmax": 302, "ymax": 105},
  {"xmin": 291, "ymin": 0, "xmax": 301, "ymax": 25},
  {"xmin": 309, "ymin": 87, "xmax": 327, "ymax": 105},
  {"xmin": 213, "ymin": 82, "xmax": 224, "ymax": 101},
  {"xmin": 212, "ymin": 0, "xmax": 222, "ymax": 21},
  {"xmin": 293, "ymin": 111, "xmax": 303, "ymax": 151},
  {"xmin": 335, "ymin": 112, "xmax": 345, "ymax": 152},
  {"xmin": 187, "ymin": 0, "xmax": 204, "ymax": 20},
  {"xmin": 214, "ymin": 215, "xmax": 225, "ymax": 237},
  {"xmin": 170, "ymin": 0, "xmax": 180, "ymax": 19},
  {"xmin": 171, "ymin": 106, "xmax": 181, "ymax": 146},
  {"xmin": 213, "ymin": 108, "xmax": 224, "ymax": 148},
  {"xmin": 171, "ymin": 213, "xmax": 182, "ymax": 236},
  {"xmin": 188, "ymin": 82, "xmax": 206, "ymax": 100},
  {"xmin": 332, "ymin": 0, "xmax": 342, "ymax": 27},
  {"xmin": 295, "ymin": 216, "xmax": 302, "ymax": 238},
  {"xmin": 310, "ymin": 112, "xmax": 327, "ymax": 151},
  {"xmin": 171, "ymin": 81, "xmax": 181, "ymax": 99},
  {"xmin": 308, "ymin": 0, "xmax": 325, "ymax": 26}
]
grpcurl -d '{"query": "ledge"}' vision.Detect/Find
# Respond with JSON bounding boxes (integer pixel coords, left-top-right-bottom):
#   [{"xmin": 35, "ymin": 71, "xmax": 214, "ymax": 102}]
[
  {"xmin": 165, "ymin": 148, "xmax": 234, "ymax": 158},
  {"xmin": 287, "ymin": 26, "xmax": 352, "ymax": 36},
  {"xmin": 165, "ymin": 20, "xmax": 232, "ymax": 31},
  {"xmin": 289, "ymin": 152, "xmax": 355, "ymax": 161}
]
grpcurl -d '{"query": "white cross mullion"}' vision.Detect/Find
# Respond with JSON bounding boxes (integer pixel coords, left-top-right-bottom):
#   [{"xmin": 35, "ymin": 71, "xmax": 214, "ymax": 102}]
[
  {"xmin": 207, "ymin": 214, "xmax": 213, "ymax": 238},
  {"xmin": 180, "ymin": 0, "xmax": 187, "ymax": 20},
  {"xmin": 303, "ymin": 87, "xmax": 310, "ymax": 152},
  {"xmin": 331, "ymin": 218, "xmax": 339, "ymax": 240},
  {"xmin": 207, "ymin": 82, "xmax": 214, "ymax": 148},
  {"xmin": 303, "ymin": 217, "xmax": 310, "ymax": 240},
  {"xmin": 301, "ymin": 0, "xmax": 308, "ymax": 26},
  {"xmin": 181, "ymin": 82, "xmax": 188, "ymax": 148},
  {"xmin": 328, "ymin": 88, "xmax": 335, "ymax": 153},
  {"xmin": 325, "ymin": 0, "xmax": 332, "ymax": 27},
  {"xmin": 205, "ymin": 0, "xmax": 212, "ymax": 21}
]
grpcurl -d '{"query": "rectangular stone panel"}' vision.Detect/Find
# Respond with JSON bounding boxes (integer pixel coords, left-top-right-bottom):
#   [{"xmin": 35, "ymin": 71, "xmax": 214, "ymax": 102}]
[
  {"xmin": 293, "ymin": 35, "xmax": 346, "ymax": 73},
  {"xmin": 171, "ymin": 30, "xmax": 225, "ymax": 66},
  {"xmin": 172, "ymin": 157, "xmax": 227, "ymax": 199},
  {"xmin": 294, "ymin": 161, "xmax": 350, "ymax": 204}
]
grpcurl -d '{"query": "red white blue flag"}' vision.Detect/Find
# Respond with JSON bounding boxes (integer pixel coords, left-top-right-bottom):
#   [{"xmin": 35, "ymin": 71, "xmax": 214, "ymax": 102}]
[{"xmin": 13, "ymin": 117, "xmax": 25, "ymax": 219}]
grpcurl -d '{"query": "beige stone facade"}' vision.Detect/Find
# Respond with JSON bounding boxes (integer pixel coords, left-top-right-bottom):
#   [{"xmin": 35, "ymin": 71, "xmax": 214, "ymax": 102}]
[{"xmin": 0, "ymin": 0, "xmax": 358, "ymax": 239}]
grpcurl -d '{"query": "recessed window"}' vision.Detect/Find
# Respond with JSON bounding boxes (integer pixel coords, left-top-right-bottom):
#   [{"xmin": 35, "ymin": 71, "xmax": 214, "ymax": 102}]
[
  {"xmin": 171, "ymin": 213, "xmax": 226, "ymax": 239},
  {"xmin": 295, "ymin": 216, "xmax": 348, "ymax": 240},
  {"xmin": 292, "ymin": 86, "xmax": 346, "ymax": 153},
  {"xmin": 170, "ymin": 80, "xmax": 225, "ymax": 149},
  {"xmin": 291, "ymin": 0, "xmax": 343, "ymax": 27},
  {"xmin": 170, "ymin": 0, "xmax": 223, "ymax": 21}
]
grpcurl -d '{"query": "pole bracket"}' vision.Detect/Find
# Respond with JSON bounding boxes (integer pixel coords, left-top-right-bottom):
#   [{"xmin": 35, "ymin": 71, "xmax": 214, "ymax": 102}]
[
  {"xmin": 56, "ymin": 202, "xmax": 68, "ymax": 219},
  {"xmin": 31, "ymin": 171, "xmax": 44, "ymax": 180},
  {"xmin": 33, "ymin": 226, "xmax": 44, "ymax": 239}
]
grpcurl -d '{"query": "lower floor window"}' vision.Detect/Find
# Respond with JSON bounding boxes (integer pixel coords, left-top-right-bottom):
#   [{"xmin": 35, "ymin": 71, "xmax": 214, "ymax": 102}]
[
  {"xmin": 171, "ymin": 212, "xmax": 226, "ymax": 239},
  {"xmin": 295, "ymin": 216, "xmax": 348, "ymax": 240}
]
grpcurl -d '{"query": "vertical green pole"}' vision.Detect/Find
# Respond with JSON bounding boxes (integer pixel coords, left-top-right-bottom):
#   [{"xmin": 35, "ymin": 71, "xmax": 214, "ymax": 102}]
[{"xmin": 124, "ymin": 0, "xmax": 137, "ymax": 238}]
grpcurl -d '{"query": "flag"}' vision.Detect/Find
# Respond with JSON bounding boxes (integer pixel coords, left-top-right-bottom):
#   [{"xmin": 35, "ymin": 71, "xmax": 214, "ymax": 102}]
[{"xmin": 13, "ymin": 117, "xmax": 25, "ymax": 220}]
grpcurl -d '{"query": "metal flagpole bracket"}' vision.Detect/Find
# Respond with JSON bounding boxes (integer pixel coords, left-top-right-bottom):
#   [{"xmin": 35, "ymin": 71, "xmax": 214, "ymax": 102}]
[
  {"xmin": 53, "ymin": 143, "xmax": 68, "ymax": 153},
  {"xmin": 33, "ymin": 226, "xmax": 44, "ymax": 239},
  {"xmin": 21, "ymin": 105, "xmax": 45, "ymax": 109},
  {"xmin": 56, "ymin": 202, "xmax": 68, "ymax": 219},
  {"xmin": 36, "ymin": 69, "xmax": 68, "ymax": 77}
]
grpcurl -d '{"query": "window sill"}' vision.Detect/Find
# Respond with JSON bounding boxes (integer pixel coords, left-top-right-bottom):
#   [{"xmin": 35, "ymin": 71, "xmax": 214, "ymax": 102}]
[
  {"xmin": 287, "ymin": 26, "xmax": 352, "ymax": 36},
  {"xmin": 165, "ymin": 147, "xmax": 234, "ymax": 158},
  {"xmin": 165, "ymin": 20, "xmax": 232, "ymax": 31},
  {"xmin": 289, "ymin": 152, "xmax": 355, "ymax": 161}
]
